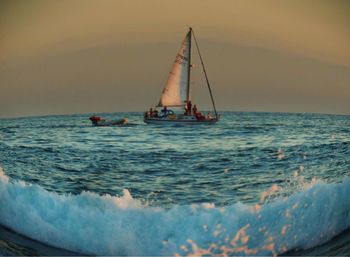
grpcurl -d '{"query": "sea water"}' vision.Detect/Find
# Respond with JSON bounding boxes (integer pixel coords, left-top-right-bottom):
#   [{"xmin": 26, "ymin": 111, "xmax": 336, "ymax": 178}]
[{"xmin": 0, "ymin": 112, "xmax": 349, "ymax": 255}]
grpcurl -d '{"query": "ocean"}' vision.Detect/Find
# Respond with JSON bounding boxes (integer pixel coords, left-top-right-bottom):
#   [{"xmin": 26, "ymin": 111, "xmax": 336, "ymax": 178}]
[{"xmin": 0, "ymin": 111, "xmax": 349, "ymax": 256}]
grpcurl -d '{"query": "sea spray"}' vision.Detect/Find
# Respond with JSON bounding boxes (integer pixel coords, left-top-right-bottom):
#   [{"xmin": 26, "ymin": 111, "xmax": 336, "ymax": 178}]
[{"xmin": 1, "ymin": 167, "xmax": 350, "ymax": 256}]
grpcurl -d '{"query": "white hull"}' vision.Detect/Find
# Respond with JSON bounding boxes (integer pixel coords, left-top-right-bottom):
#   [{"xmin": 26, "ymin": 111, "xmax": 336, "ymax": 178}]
[{"xmin": 144, "ymin": 117, "xmax": 218, "ymax": 125}]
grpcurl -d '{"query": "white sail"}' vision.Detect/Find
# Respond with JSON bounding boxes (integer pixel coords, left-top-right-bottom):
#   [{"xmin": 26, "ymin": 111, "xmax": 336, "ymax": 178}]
[{"xmin": 158, "ymin": 30, "xmax": 191, "ymax": 107}]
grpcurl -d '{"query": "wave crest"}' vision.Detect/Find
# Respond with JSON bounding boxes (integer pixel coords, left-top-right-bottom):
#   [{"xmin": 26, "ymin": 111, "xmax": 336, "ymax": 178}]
[{"xmin": 1, "ymin": 167, "xmax": 350, "ymax": 256}]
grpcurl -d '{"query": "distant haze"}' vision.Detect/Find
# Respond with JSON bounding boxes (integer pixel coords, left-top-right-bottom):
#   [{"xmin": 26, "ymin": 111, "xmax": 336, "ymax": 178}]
[{"xmin": 1, "ymin": 0, "xmax": 349, "ymax": 118}]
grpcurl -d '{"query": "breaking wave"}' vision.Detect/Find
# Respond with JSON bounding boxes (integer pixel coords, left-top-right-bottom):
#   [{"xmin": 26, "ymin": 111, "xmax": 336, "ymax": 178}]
[{"xmin": 1, "ymin": 167, "xmax": 350, "ymax": 256}]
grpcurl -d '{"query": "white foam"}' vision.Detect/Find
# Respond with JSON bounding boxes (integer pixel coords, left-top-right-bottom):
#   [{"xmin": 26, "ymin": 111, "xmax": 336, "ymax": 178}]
[{"xmin": 1, "ymin": 167, "xmax": 350, "ymax": 256}]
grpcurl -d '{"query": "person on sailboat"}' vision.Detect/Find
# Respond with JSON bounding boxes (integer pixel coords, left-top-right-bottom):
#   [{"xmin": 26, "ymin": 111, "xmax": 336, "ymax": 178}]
[
  {"xmin": 192, "ymin": 104, "xmax": 198, "ymax": 116},
  {"xmin": 195, "ymin": 111, "xmax": 205, "ymax": 120},
  {"xmin": 161, "ymin": 106, "xmax": 168, "ymax": 117},
  {"xmin": 184, "ymin": 100, "xmax": 192, "ymax": 116},
  {"xmin": 206, "ymin": 112, "xmax": 213, "ymax": 120},
  {"xmin": 184, "ymin": 104, "xmax": 189, "ymax": 115},
  {"xmin": 153, "ymin": 109, "xmax": 159, "ymax": 117}
]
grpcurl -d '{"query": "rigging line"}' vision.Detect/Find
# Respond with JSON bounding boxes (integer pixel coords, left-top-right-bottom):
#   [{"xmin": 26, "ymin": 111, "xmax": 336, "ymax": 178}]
[
  {"xmin": 191, "ymin": 29, "xmax": 218, "ymax": 118},
  {"xmin": 186, "ymin": 27, "xmax": 192, "ymax": 104}
]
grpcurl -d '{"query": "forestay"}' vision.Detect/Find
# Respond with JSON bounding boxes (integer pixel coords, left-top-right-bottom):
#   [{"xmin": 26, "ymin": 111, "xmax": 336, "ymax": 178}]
[{"xmin": 158, "ymin": 30, "xmax": 191, "ymax": 107}]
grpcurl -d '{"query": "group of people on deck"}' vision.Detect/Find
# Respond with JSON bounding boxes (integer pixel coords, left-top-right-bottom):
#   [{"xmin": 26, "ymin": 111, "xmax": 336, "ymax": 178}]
[
  {"xmin": 184, "ymin": 100, "xmax": 212, "ymax": 120},
  {"xmin": 145, "ymin": 108, "xmax": 159, "ymax": 118},
  {"xmin": 145, "ymin": 107, "xmax": 174, "ymax": 118},
  {"xmin": 144, "ymin": 100, "xmax": 213, "ymax": 120}
]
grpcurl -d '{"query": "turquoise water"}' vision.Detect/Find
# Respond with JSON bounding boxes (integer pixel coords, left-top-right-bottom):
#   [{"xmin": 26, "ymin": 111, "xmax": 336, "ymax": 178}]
[{"xmin": 0, "ymin": 112, "xmax": 349, "ymax": 255}]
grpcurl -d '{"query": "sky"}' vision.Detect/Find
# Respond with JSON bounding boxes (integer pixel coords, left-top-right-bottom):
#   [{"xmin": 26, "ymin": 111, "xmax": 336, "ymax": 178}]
[{"xmin": 0, "ymin": 0, "xmax": 350, "ymax": 118}]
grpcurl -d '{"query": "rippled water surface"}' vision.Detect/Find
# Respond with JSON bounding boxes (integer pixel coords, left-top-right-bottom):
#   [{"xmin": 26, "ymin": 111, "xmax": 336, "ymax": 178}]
[
  {"xmin": 1, "ymin": 112, "xmax": 349, "ymax": 205},
  {"xmin": 0, "ymin": 112, "xmax": 349, "ymax": 256}
]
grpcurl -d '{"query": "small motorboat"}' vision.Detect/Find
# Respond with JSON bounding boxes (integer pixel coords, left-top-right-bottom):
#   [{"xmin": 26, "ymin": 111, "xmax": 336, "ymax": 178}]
[{"xmin": 89, "ymin": 116, "xmax": 128, "ymax": 126}]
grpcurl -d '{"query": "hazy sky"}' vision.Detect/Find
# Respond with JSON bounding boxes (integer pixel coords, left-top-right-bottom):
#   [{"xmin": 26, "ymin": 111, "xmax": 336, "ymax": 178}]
[{"xmin": 1, "ymin": 0, "xmax": 350, "ymax": 117}]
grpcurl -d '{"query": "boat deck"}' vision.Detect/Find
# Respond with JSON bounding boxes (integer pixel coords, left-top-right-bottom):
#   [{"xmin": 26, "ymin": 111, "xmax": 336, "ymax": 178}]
[{"xmin": 144, "ymin": 116, "xmax": 218, "ymax": 125}]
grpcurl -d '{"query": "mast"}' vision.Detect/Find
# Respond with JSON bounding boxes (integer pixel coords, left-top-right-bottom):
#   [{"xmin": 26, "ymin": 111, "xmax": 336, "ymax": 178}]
[
  {"xmin": 192, "ymin": 29, "xmax": 218, "ymax": 118},
  {"xmin": 186, "ymin": 27, "xmax": 192, "ymax": 104}
]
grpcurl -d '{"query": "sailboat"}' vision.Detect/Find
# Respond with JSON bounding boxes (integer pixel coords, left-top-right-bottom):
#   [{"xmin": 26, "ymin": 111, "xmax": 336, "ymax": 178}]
[{"xmin": 144, "ymin": 27, "xmax": 220, "ymax": 125}]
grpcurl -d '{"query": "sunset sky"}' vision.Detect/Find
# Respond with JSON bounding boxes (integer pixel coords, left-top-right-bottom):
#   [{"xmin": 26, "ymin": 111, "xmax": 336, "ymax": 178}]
[{"xmin": 1, "ymin": 0, "xmax": 349, "ymax": 118}]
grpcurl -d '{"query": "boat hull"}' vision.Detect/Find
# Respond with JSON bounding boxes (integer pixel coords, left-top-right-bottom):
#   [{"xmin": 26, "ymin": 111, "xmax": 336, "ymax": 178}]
[
  {"xmin": 144, "ymin": 117, "xmax": 219, "ymax": 125},
  {"xmin": 91, "ymin": 118, "xmax": 128, "ymax": 126}
]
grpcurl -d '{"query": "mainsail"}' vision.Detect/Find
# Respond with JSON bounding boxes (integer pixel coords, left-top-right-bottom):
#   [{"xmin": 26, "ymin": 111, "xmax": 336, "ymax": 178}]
[{"xmin": 158, "ymin": 29, "xmax": 191, "ymax": 107}]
